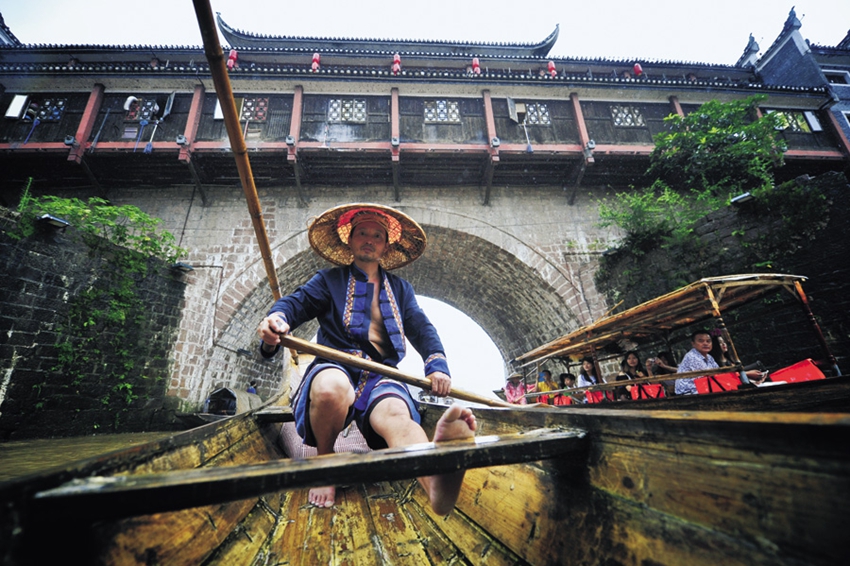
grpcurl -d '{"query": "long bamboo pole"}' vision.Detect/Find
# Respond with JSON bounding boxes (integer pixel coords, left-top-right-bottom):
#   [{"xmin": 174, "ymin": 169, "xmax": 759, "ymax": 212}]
[
  {"xmin": 192, "ymin": 0, "xmax": 281, "ymax": 300},
  {"xmin": 278, "ymin": 335, "xmax": 514, "ymax": 408}
]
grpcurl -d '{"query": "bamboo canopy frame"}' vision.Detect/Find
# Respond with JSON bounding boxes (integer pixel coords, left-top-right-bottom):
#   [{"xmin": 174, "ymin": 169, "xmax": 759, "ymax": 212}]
[{"xmin": 516, "ymin": 274, "xmax": 842, "ymax": 388}]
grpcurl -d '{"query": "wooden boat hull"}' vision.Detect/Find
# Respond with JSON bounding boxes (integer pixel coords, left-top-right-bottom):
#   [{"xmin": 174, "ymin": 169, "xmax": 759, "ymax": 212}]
[
  {"xmin": 418, "ymin": 405, "xmax": 850, "ymax": 566},
  {"xmin": 2, "ymin": 401, "xmax": 848, "ymax": 565}
]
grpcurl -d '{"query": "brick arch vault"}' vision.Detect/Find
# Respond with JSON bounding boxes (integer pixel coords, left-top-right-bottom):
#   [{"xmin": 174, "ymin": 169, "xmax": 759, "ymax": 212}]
[{"xmin": 199, "ymin": 205, "xmax": 604, "ymax": 407}]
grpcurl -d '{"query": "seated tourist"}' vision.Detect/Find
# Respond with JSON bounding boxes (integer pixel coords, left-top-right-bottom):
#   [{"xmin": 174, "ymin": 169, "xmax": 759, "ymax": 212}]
[
  {"xmin": 614, "ymin": 351, "xmax": 645, "ymax": 401},
  {"xmin": 710, "ymin": 333, "xmax": 768, "ymax": 385},
  {"xmin": 576, "ymin": 356, "xmax": 600, "ymax": 388},
  {"xmin": 647, "ymin": 351, "xmax": 678, "ymax": 396},
  {"xmin": 536, "ymin": 369, "xmax": 558, "ymax": 404},
  {"xmin": 576, "ymin": 356, "xmax": 603, "ymax": 403},
  {"xmin": 553, "ymin": 373, "xmax": 579, "ymax": 405},
  {"xmin": 676, "ymin": 330, "xmax": 717, "ymax": 395},
  {"xmin": 504, "ymin": 373, "xmax": 528, "ymax": 405}
]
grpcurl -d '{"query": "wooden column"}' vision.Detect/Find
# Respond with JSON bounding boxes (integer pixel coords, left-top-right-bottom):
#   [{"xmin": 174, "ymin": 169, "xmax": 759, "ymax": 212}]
[
  {"xmin": 570, "ymin": 93, "xmax": 594, "ymax": 164},
  {"xmin": 287, "ymin": 86, "xmax": 307, "ymax": 207},
  {"xmin": 287, "ymin": 85, "xmax": 303, "ymax": 160},
  {"xmin": 793, "ymin": 280, "xmax": 841, "ymax": 375},
  {"xmin": 669, "ymin": 95, "xmax": 685, "ymax": 118},
  {"xmin": 482, "ymin": 90, "xmax": 500, "ymax": 205},
  {"xmin": 178, "ymin": 84, "xmax": 208, "ymax": 204},
  {"xmin": 179, "ymin": 83, "xmax": 205, "ymax": 163},
  {"xmin": 703, "ymin": 283, "xmax": 750, "ymax": 385},
  {"xmin": 68, "ymin": 84, "xmax": 104, "ymax": 163},
  {"xmin": 391, "ymin": 87, "xmax": 401, "ymax": 201}
]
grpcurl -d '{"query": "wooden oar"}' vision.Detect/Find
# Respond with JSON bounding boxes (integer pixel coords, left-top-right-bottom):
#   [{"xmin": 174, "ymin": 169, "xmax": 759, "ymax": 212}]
[{"xmin": 278, "ymin": 334, "xmax": 513, "ymax": 408}]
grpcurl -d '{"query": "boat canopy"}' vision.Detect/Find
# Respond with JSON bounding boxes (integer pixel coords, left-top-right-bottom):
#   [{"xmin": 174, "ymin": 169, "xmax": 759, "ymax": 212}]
[{"xmin": 516, "ymin": 273, "xmax": 815, "ymax": 365}]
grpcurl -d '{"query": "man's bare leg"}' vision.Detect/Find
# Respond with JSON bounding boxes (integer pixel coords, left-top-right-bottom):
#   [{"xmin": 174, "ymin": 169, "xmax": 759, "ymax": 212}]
[
  {"xmin": 307, "ymin": 368, "xmax": 355, "ymax": 508},
  {"xmin": 370, "ymin": 400, "xmax": 476, "ymax": 516}
]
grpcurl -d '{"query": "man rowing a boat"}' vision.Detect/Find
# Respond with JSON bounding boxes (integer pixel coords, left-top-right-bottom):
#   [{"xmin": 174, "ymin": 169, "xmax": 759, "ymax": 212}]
[{"xmin": 257, "ymin": 204, "xmax": 477, "ymax": 514}]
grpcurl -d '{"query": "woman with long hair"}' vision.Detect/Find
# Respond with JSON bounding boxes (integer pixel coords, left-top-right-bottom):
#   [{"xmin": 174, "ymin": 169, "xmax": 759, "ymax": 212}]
[
  {"xmin": 615, "ymin": 350, "xmax": 645, "ymax": 401},
  {"xmin": 576, "ymin": 356, "xmax": 599, "ymax": 388}
]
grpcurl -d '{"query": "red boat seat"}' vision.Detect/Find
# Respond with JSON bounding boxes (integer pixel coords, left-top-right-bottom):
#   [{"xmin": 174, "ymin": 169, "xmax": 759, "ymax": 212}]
[
  {"xmin": 585, "ymin": 390, "xmax": 613, "ymax": 404},
  {"xmin": 694, "ymin": 372, "xmax": 741, "ymax": 394},
  {"xmin": 770, "ymin": 359, "xmax": 825, "ymax": 383},
  {"xmin": 553, "ymin": 394, "xmax": 572, "ymax": 406},
  {"xmin": 631, "ymin": 383, "xmax": 665, "ymax": 400}
]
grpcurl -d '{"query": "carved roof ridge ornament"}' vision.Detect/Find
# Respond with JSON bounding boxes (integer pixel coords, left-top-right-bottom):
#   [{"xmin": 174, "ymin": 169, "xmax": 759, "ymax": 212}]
[
  {"xmin": 0, "ymin": 13, "xmax": 23, "ymax": 47},
  {"xmin": 216, "ymin": 13, "xmax": 559, "ymax": 58}
]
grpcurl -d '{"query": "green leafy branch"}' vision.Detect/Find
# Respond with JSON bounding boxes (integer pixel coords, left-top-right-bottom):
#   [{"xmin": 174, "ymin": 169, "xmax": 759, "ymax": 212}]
[
  {"xmin": 14, "ymin": 192, "xmax": 186, "ymax": 416},
  {"xmin": 14, "ymin": 194, "xmax": 185, "ymax": 264},
  {"xmin": 597, "ymin": 95, "xmax": 786, "ymax": 251}
]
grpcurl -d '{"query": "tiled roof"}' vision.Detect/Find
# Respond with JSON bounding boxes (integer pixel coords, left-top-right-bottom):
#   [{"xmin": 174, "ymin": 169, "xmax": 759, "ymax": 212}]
[{"xmin": 216, "ymin": 13, "xmax": 559, "ymax": 58}]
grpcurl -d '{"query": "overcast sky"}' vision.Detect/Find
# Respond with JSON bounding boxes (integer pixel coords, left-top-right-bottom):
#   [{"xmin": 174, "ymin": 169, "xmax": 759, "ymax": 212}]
[
  {"xmin": 3, "ymin": 1, "xmax": 849, "ymax": 65},
  {"xmin": 3, "ymin": 0, "xmax": 848, "ymax": 398}
]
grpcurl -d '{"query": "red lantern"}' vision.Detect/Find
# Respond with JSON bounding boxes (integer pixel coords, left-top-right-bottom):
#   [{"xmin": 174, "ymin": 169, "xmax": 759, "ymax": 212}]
[
  {"xmin": 392, "ymin": 53, "xmax": 401, "ymax": 75},
  {"xmin": 226, "ymin": 49, "xmax": 238, "ymax": 70},
  {"xmin": 547, "ymin": 60, "xmax": 557, "ymax": 77},
  {"xmin": 472, "ymin": 57, "xmax": 481, "ymax": 75},
  {"xmin": 633, "ymin": 63, "xmax": 643, "ymax": 76},
  {"xmin": 311, "ymin": 52, "xmax": 321, "ymax": 72}
]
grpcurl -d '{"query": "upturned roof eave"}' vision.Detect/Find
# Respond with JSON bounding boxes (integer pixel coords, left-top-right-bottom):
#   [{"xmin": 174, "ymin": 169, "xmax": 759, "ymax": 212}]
[{"xmin": 216, "ymin": 12, "xmax": 559, "ymax": 58}]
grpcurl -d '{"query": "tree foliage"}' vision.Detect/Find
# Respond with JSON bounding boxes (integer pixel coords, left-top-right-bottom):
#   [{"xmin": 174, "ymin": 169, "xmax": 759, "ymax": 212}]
[
  {"xmin": 15, "ymin": 192, "xmax": 185, "ymax": 264},
  {"xmin": 598, "ymin": 95, "xmax": 788, "ymax": 248}
]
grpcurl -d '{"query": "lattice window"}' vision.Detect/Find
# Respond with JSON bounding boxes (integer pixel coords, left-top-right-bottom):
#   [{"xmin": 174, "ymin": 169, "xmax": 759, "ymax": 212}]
[
  {"xmin": 424, "ymin": 100, "xmax": 461, "ymax": 123},
  {"xmin": 329, "ymin": 99, "xmax": 367, "ymax": 123},
  {"xmin": 611, "ymin": 105, "xmax": 646, "ymax": 127},
  {"xmin": 771, "ymin": 110, "xmax": 812, "ymax": 133},
  {"xmin": 126, "ymin": 98, "xmax": 159, "ymax": 121},
  {"xmin": 241, "ymin": 97, "xmax": 269, "ymax": 122},
  {"xmin": 25, "ymin": 98, "xmax": 67, "ymax": 122},
  {"xmin": 526, "ymin": 103, "xmax": 551, "ymax": 125}
]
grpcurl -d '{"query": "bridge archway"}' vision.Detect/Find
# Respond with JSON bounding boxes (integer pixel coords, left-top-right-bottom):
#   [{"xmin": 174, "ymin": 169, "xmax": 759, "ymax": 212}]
[{"xmin": 216, "ymin": 220, "xmax": 587, "ymax": 385}]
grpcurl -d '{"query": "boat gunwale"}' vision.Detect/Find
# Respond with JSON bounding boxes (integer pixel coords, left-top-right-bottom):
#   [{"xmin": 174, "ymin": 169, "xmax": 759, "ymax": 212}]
[{"xmin": 0, "ymin": 392, "xmax": 286, "ymax": 500}]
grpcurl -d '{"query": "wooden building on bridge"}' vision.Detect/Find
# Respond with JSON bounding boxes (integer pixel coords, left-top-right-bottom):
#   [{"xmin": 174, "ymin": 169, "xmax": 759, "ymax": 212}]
[{"xmin": 1, "ymin": 9, "xmax": 848, "ymax": 206}]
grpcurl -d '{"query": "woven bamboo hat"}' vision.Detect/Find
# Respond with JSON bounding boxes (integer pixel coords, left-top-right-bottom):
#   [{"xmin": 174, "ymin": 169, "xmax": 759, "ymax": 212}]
[{"xmin": 307, "ymin": 203, "xmax": 427, "ymax": 270}]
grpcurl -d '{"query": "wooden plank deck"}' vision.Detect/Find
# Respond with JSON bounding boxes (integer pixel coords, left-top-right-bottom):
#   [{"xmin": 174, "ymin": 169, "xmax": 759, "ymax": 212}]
[{"xmin": 33, "ymin": 427, "xmax": 587, "ymax": 521}]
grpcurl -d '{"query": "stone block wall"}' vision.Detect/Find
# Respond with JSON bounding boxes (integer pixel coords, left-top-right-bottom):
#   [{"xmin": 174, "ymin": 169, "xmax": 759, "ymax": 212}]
[{"xmin": 0, "ymin": 210, "xmax": 186, "ymax": 439}]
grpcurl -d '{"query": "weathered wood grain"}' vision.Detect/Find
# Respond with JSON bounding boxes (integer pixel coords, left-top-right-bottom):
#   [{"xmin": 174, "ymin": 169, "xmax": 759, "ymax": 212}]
[{"xmin": 34, "ymin": 428, "xmax": 587, "ymax": 520}]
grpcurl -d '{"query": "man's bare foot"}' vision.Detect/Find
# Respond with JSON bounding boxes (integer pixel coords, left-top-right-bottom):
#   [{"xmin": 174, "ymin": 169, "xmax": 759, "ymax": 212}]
[
  {"xmin": 308, "ymin": 485, "xmax": 336, "ymax": 508},
  {"xmin": 428, "ymin": 405, "xmax": 477, "ymax": 515},
  {"xmin": 433, "ymin": 404, "xmax": 477, "ymax": 444}
]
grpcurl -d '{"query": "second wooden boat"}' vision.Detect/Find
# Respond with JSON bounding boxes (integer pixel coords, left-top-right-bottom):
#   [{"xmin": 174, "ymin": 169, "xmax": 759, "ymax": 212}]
[{"xmin": 515, "ymin": 273, "xmax": 847, "ymax": 411}]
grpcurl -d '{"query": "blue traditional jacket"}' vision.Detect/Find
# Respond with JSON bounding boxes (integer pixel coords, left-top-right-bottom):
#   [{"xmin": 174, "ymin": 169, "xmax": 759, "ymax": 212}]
[{"xmin": 263, "ymin": 264, "xmax": 449, "ymax": 409}]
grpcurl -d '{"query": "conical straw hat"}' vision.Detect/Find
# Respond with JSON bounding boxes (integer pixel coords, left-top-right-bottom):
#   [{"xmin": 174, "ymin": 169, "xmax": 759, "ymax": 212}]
[{"xmin": 307, "ymin": 203, "xmax": 427, "ymax": 270}]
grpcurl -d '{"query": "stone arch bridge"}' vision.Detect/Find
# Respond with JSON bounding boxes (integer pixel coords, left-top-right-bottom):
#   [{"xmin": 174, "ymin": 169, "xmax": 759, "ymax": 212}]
[{"xmin": 128, "ymin": 184, "xmax": 613, "ymax": 407}]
